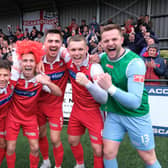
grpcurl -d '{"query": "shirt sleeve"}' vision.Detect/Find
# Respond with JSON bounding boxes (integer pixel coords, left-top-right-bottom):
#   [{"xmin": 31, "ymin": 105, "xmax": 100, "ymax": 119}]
[
  {"xmin": 85, "ymin": 63, "xmax": 108, "ymax": 104},
  {"xmin": 42, "ymin": 85, "xmax": 51, "ymax": 93},
  {"xmin": 11, "ymin": 51, "xmax": 20, "ymax": 81},
  {"xmin": 110, "ymin": 58, "xmax": 146, "ymax": 109}
]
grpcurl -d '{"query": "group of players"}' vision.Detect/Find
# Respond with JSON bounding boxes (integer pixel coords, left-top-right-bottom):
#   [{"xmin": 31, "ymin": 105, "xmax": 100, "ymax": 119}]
[{"xmin": 0, "ymin": 24, "xmax": 162, "ymax": 168}]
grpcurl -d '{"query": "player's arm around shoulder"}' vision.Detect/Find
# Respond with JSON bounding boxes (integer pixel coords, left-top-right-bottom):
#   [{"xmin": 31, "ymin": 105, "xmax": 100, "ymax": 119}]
[{"xmin": 35, "ymin": 73, "xmax": 62, "ymax": 96}]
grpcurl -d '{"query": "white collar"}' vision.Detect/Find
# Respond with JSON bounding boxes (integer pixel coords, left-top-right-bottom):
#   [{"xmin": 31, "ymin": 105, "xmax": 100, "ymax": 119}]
[
  {"xmin": 0, "ymin": 88, "xmax": 7, "ymax": 94},
  {"xmin": 20, "ymin": 73, "xmax": 37, "ymax": 83},
  {"xmin": 43, "ymin": 46, "xmax": 66, "ymax": 64}
]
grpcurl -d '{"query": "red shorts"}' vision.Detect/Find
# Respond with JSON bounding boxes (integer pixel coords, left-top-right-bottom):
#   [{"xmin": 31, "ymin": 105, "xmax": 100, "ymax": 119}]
[
  {"xmin": 37, "ymin": 104, "xmax": 63, "ymax": 131},
  {"xmin": 6, "ymin": 116, "xmax": 39, "ymax": 141},
  {"xmin": 67, "ymin": 105, "xmax": 104, "ymax": 144},
  {"xmin": 0, "ymin": 118, "xmax": 6, "ymax": 138}
]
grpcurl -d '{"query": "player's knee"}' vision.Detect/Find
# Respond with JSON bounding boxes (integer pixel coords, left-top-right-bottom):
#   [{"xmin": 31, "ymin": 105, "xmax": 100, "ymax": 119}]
[
  {"xmin": 30, "ymin": 144, "xmax": 39, "ymax": 155},
  {"xmin": 50, "ymin": 136, "xmax": 61, "ymax": 147},
  {"xmin": 68, "ymin": 137, "xmax": 79, "ymax": 146},
  {"xmin": 139, "ymin": 149, "xmax": 157, "ymax": 165},
  {"xmin": 7, "ymin": 144, "xmax": 16, "ymax": 155},
  {"xmin": 39, "ymin": 127, "xmax": 47, "ymax": 138},
  {"xmin": 0, "ymin": 140, "xmax": 6, "ymax": 149},
  {"xmin": 103, "ymin": 147, "xmax": 117, "ymax": 160},
  {"xmin": 92, "ymin": 146, "xmax": 103, "ymax": 157}
]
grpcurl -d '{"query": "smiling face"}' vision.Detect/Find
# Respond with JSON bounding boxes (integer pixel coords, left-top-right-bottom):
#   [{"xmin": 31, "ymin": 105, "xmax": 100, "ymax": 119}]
[
  {"xmin": 101, "ymin": 28, "xmax": 124, "ymax": 60},
  {"xmin": 148, "ymin": 47, "xmax": 157, "ymax": 57},
  {"xmin": 68, "ymin": 40, "xmax": 88, "ymax": 67},
  {"xmin": 44, "ymin": 33, "xmax": 62, "ymax": 62},
  {"xmin": 21, "ymin": 53, "xmax": 36, "ymax": 80},
  {"xmin": 0, "ymin": 68, "xmax": 10, "ymax": 89}
]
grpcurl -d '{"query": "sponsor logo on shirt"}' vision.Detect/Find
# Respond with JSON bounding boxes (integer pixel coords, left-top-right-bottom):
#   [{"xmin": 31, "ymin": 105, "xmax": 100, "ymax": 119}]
[
  {"xmin": 134, "ymin": 75, "xmax": 145, "ymax": 82},
  {"xmin": 69, "ymin": 70, "xmax": 76, "ymax": 79},
  {"xmin": 48, "ymin": 71, "xmax": 65, "ymax": 80},
  {"xmin": 14, "ymin": 89, "xmax": 37, "ymax": 97}
]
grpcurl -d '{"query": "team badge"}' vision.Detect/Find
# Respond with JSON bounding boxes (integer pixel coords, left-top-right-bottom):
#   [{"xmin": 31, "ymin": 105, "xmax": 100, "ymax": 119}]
[{"xmin": 106, "ymin": 64, "xmax": 113, "ymax": 69}]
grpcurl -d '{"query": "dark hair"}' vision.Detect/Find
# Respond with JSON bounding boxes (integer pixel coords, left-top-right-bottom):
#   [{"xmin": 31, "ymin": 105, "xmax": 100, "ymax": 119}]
[
  {"xmin": 0, "ymin": 59, "xmax": 12, "ymax": 71},
  {"xmin": 148, "ymin": 44, "xmax": 159, "ymax": 51},
  {"xmin": 100, "ymin": 24, "xmax": 122, "ymax": 37},
  {"xmin": 45, "ymin": 29, "xmax": 63, "ymax": 41}
]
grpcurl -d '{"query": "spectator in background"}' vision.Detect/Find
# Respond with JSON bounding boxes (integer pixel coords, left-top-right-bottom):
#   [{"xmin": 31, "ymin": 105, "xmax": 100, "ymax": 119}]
[
  {"xmin": 140, "ymin": 37, "xmax": 157, "ymax": 57},
  {"xmin": 56, "ymin": 24, "xmax": 62, "ymax": 32},
  {"xmin": 34, "ymin": 31, "xmax": 44, "ymax": 43},
  {"xmin": 15, "ymin": 28, "xmax": 24, "ymax": 41},
  {"xmin": 68, "ymin": 18, "xmax": 78, "ymax": 33},
  {"xmin": 142, "ymin": 44, "xmax": 166, "ymax": 86},
  {"xmin": 126, "ymin": 32, "xmax": 137, "ymax": 53},
  {"xmin": 89, "ymin": 16, "xmax": 100, "ymax": 33},
  {"xmin": 121, "ymin": 26, "xmax": 129, "ymax": 47},
  {"xmin": 135, "ymin": 24, "xmax": 158, "ymax": 55},
  {"xmin": 80, "ymin": 19, "xmax": 87, "ymax": 33},
  {"xmin": 23, "ymin": 28, "xmax": 30, "ymax": 40},
  {"xmin": 82, "ymin": 25, "xmax": 89, "ymax": 38},
  {"xmin": 124, "ymin": 18, "xmax": 134, "ymax": 34},
  {"xmin": 30, "ymin": 26, "xmax": 38, "ymax": 40},
  {"xmin": 144, "ymin": 15, "xmax": 152, "ymax": 31},
  {"xmin": 62, "ymin": 27, "xmax": 71, "ymax": 47}
]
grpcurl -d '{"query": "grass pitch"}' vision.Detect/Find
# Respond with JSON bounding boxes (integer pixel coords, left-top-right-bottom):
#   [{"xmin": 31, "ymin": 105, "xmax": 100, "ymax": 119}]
[{"xmin": 1, "ymin": 125, "xmax": 168, "ymax": 168}]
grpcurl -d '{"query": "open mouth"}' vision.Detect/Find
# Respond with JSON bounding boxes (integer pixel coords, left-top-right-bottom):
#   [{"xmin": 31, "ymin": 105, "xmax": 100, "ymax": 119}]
[
  {"xmin": 25, "ymin": 67, "xmax": 33, "ymax": 71},
  {"xmin": 49, "ymin": 47, "xmax": 58, "ymax": 52},
  {"xmin": 108, "ymin": 48, "xmax": 116, "ymax": 52},
  {"xmin": 73, "ymin": 56, "xmax": 82, "ymax": 60}
]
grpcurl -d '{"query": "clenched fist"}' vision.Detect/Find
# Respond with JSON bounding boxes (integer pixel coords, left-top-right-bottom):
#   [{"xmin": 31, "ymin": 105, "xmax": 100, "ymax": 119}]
[{"xmin": 76, "ymin": 72, "xmax": 89, "ymax": 86}]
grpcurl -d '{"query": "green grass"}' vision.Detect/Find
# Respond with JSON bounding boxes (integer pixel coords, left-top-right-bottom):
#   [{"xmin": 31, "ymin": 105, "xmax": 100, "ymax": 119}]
[
  {"xmin": 1, "ymin": 125, "xmax": 168, "ymax": 168},
  {"xmin": 160, "ymin": 50, "xmax": 168, "ymax": 59}
]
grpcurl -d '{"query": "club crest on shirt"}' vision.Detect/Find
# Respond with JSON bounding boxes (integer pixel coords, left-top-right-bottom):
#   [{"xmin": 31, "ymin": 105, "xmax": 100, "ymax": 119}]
[
  {"xmin": 34, "ymin": 83, "xmax": 38, "ymax": 87},
  {"xmin": 11, "ymin": 85, "xmax": 14, "ymax": 90},
  {"xmin": 59, "ymin": 62, "xmax": 63, "ymax": 67},
  {"xmin": 106, "ymin": 64, "xmax": 113, "ymax": 69}
]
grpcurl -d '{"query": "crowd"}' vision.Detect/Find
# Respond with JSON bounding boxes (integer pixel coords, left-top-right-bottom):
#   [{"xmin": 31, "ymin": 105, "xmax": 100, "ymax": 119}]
[{"xmin": 0, "ymin": 14, "xmax": 165, "ymax": 168}]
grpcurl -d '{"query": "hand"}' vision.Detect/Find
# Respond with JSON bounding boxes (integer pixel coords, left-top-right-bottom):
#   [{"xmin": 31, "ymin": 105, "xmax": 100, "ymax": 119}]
[
  {"xmin": 36, "ymin": 74, "xmax": 50, "ymax": 85},
  {"xmin": 97, "ymin": 73, "xmax": 112, "ymax": 90},
  {"xmin": 36, "ymin": 60, "xmax": 45, "ymax": 73},
  {"xmin": 145, "ymin": 61, "xmax": 150, "ymax": 67},
  {"xmin": 89, "ymin": 53, "xmax": 100, "ymax": 63},
  {"xmin": 76, "ymin": 72, "xmax": 89, "ymax": 86},
  {"xmin": 150, "ymin": 59, "xmax": 156, "ymax": 68}
]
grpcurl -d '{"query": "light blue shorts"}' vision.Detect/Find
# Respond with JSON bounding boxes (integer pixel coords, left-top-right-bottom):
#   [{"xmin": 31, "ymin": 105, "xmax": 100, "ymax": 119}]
[{"xmin": 103, "ymin": 112, "xmax": 155, "ymax": 151}]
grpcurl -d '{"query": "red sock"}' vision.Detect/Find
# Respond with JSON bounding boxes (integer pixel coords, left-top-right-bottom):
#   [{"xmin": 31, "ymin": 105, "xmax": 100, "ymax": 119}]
[
  {"xmin": 94, "ymin": 155, "xmax": 104, "ymax": 168},
  {"xmin": 39, "ymin": 136, "xmax": 49, "ymax": 160},
  {"xmin": 0, "ymin": 148, "xmax": 5, "ymax": 165},
  {"xmin": 53, "ymin": 143, "xmax": 64, "ymax": 167},
  {"xmin": 29, "ymin": 153, "xmax": 39, "ymax": 168},
  {"xmin": 6, "ymin": 152, "xmax": 16, "ymax": 168},
  {"xmin": 71, "ymin": 143, "xmax": 84, "ymax": 164}
]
